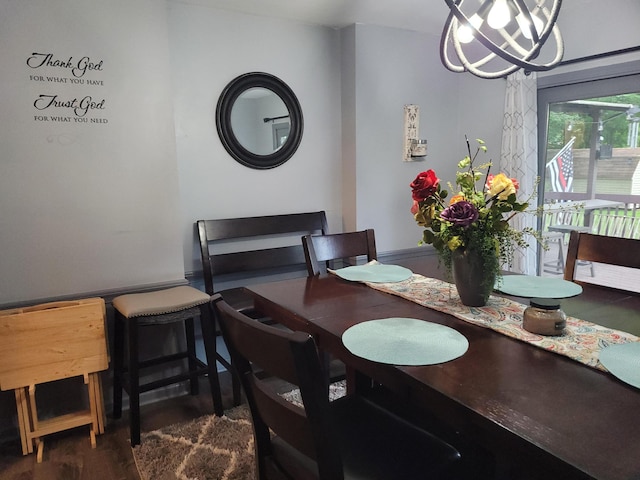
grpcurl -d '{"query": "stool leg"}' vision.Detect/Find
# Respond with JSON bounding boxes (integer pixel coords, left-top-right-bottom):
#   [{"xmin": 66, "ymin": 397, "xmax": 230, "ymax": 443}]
[
  {"xmin": 185, "ymin": 317, "xmax": 199, "ymax": 396},
  {"xmin": 112, "ymin": 310, "xmax": 125, "ymax": 419},
  {"xmin": 199, "ymin": 303, "xmax": 225, "ymax": 416},
  {"xmin": 128, "ymin": 317, "xmax": 141, "ymax": 446}
]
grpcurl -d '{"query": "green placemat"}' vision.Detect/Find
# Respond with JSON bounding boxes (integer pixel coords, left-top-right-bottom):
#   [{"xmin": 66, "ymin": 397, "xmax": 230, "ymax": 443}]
[
  {"xmin": 599, "ymin": 342, "xmax": 640, "ymax": 389},
  {"xmin": 496, "ymin": 275, "xmax": 583, "ymax": 298},
  {"xmin": 365, "ymin": 274, "xmax": 639, "ymax": 372},
  {"xmin": 341, "ymin": 317, "xmax": 468, "ymax": 365},
  {"xmin": 332, "ymin": 264, "xmax": 413, "ymax": 283}
]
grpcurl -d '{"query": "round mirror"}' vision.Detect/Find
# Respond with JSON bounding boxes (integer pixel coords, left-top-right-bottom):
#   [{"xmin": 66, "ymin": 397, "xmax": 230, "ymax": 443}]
[{"xmin": 216, "ymin": 72, "xmax": 303, "ymax": 169}]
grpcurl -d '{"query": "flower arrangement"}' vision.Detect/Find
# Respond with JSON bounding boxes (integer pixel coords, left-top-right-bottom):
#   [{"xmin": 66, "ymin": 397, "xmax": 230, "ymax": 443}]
[{"xmin": 410, "ymin": 137, "xmax": 536, "ymax": 285}]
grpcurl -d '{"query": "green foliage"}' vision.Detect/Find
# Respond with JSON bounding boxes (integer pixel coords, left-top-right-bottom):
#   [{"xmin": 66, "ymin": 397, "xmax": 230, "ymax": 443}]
[{"xmin": 548, "ymin": 94, "xmax": 640, "ymax": 149}]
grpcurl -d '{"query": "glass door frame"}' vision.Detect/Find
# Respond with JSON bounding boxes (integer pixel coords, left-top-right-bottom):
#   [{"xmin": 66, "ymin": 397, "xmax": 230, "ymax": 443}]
[
  {"xmin": 535, "ymin": 61, "xmax": 640, "ymax": 274},
  {"xmin": 537, "ymin": 62, "xmax": 640, "ymax": 203}
]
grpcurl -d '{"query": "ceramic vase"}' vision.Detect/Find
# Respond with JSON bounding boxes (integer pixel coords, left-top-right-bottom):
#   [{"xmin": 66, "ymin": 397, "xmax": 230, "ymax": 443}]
[{"xmin": 451, "ymin": 247, "xmax": 497, "ymax": 307}]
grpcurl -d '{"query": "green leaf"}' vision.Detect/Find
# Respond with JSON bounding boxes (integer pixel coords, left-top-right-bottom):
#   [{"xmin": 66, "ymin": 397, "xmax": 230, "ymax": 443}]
[
  {"xmin": 458, "ymin": 156, "xmax": 471, "ymax": 168},
  {"xmin": 513, "ymin": 201, "xmax": 529, "ymax": 212},
  {"xmin": 423, "ymin": 230, "xmax": 435, "ymax": 244}
]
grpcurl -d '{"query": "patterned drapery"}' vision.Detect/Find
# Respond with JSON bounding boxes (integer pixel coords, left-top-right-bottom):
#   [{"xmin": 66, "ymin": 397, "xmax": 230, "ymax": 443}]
[{"xmin": 500, "ymin": 70, "xmax": 539, "ymax": 275}]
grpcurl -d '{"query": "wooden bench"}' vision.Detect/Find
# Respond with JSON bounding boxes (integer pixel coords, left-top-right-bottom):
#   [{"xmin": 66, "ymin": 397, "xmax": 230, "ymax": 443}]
[
  {"xmin": 196, "ymin": 211, "xmax": 329, "ymax": 401},
  {"xmin": 197, "ymin": 211, "xmax": 328, "ymax": 310}
]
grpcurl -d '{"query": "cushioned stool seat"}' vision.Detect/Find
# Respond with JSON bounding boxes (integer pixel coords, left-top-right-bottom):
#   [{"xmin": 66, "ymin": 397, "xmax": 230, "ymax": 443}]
[{"xmin": 112, "ymin": 286, "xmax": 224, "ymax": 445}]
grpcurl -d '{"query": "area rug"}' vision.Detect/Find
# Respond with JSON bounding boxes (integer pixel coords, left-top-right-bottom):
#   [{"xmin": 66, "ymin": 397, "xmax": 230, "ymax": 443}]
[
  {"xmin": 132, "ymin": 405, "xmax": 255, "ymax": 480},
  {"xmin": 280, "ymin": 380, "xmax": 346, "ymax": 406},
  {"xmin": 132, "ymin": 381, "xmax": 346, "ymax": 480}
]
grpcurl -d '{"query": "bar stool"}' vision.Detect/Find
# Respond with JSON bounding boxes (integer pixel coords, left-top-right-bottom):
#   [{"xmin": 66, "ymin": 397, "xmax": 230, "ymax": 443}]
[{"xmin": 112, "ymin": 286, "xmax": 224, "ymax": 445}]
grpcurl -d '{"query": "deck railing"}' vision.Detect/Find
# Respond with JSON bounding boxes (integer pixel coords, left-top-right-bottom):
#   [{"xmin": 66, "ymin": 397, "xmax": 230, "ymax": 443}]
[
  {"xmin": 591, "ymin": 203, "xmax": 640, "ymax": 239},
  {"xmin": 541, "ymin": 197, "xmax": 640, "ymax": 240}
]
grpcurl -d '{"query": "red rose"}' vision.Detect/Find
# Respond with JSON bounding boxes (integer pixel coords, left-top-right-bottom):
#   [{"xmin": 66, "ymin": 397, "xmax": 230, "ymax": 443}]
[{"xmin": 410, "ymin": 170, "xmax": 439, "ymax": 201}]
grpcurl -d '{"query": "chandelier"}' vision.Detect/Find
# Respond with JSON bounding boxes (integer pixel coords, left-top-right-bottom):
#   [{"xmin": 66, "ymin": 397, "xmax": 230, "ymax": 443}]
[{"xmin": 441, "ymin": 0, "xmax": 564, "ymax": 79}]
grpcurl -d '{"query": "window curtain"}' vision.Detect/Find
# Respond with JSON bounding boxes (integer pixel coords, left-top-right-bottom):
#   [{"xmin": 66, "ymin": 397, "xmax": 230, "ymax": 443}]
[{"xmin": 500, "ymin": 70, "xmax": 539, "ymax": 275}]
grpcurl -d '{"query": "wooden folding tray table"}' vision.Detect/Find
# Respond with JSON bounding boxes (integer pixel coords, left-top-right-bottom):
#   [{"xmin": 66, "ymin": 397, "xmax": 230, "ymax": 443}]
[{"xmin": 0, "ymin": 298, "xmax": 108, "ymax": 462}]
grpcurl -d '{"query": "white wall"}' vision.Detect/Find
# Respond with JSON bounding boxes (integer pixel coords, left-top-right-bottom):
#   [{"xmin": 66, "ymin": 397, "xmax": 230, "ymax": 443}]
[
  {"xmin": 550, "ymin": 0, "xmax": 640, "ymax": 73},
  {"xmin": 0, "ymin": 0, "xmax": 184, "ymax": 305},
  {"xmin": 343, "ymin": 24, "xmax": 505, "ymax": 253},
  {"xmin": 167, "ymin": 3, "xmax": 343, "ymax": 274},
  {"xmin": 340, "ymin": 26, "xmax": 358, "ymax": 235}
]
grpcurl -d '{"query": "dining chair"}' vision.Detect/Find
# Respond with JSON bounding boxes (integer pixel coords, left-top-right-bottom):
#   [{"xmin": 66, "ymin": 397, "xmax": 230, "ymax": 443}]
[
  {"xmin": 302, "ymin": 229, "xmax": 377, "ymax": 387},
  {"xmin": 564, "ymin": 231, "xmax": 640, "ymax": 287},
  {"xmin": 302, "ymin": 229, "xmax": 376, "ymax": 276},
  {"xmin": 212, "ymin": 295, "xmax": 463, "ymax": 480},
  {"xmin": 540, "ymin": 205, "xmax": 586, "ymax": 275}
]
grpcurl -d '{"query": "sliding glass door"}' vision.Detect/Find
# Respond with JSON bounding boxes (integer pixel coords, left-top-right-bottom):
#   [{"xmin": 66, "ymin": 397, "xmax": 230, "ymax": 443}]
[{"xmin": 536, "ymin": 68, "xmax": 640, "ymax": 277}]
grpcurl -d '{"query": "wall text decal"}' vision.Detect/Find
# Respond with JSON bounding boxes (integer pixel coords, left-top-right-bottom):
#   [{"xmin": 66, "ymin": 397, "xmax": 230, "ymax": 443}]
[
  {"xmin": 27, "ymin": 53, "xmax": 104, "ymax": 77},
  {"xmin": 26, "ymin": 51, "xmax": 108, "ymax": 124}
]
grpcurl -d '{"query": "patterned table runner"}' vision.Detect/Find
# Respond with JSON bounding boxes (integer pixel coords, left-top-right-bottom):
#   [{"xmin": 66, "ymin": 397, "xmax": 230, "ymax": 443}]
[{"xmin": 362, "ymin": 272, "xmax": 639, "ymax": 372}]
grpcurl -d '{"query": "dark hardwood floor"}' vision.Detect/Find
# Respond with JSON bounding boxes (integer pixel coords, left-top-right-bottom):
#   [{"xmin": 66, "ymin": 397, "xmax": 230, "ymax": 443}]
[{"xmin": 0, "ymin": 372, "xmax": 239, "ymax": 480}]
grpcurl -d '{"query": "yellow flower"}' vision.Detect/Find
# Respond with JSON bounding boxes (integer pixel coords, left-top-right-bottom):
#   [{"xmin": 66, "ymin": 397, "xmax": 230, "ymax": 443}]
[
  {"xmin": 487, "ymin": 173, "xmax": 516, "ymax": 200},
  {"xmin": 447, "ymin": 236, "xmax": 463, "ymax": 251},
  {"xmin": 449, "ymin": 194, "xmax": 465, "ymax": 205}
]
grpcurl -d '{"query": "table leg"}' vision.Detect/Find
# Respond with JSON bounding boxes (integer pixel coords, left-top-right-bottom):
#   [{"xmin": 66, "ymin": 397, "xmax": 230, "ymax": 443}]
[
  {"xmin": 26, "ymin": 385, "xmax": 39, "ymax": 454},
  {"xmin": 85, "ymin": 373, "xmax": 100, "ymax": 439},
  {"xmin": 94, "ymin": 373, "xmax": 106, "ymax": 434},
  {"xmin": 13, "ymin": 388, "xmax": 29, "ymax": 455},
  {"xmin": 36, "ymin": 439, "xmax": 44, "ymax": 463}
]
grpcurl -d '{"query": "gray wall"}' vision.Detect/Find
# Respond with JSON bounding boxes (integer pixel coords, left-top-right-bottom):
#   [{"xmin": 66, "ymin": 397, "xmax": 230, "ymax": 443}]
[
  {"xmin": 548, "ymin": 0, "xmax": 640, "ymax": 74},
  {"xmin": 2, "ymin": 0, "xmax": 639, "ymax": 305},
  {"xmin": 167, "ymin": 3, "xmax": 344, "ymax": 275},
  {"xmin": 345, "ymin": 24, "xmax": 505, "ymax": 252},
  {"xmin": 0, "ymin": 0, "xmax": 185, "ymax": 306}
]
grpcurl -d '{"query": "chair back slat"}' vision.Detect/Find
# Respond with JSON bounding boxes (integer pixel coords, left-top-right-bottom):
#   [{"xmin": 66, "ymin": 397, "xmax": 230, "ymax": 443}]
[
  {"xmin": 201, "ymin": 212, "xmax": 328, "ymax": 241},
  {"xmin": 564, "ymin": 232, "xmax": 640, "ymax": 286},
  {"xmin": 212, "ymin": 246, "xmax": 307, "ymax": 276},
  {"xmin": 303, "ymin": 229, "xmax": 377, "ymax": 276}
]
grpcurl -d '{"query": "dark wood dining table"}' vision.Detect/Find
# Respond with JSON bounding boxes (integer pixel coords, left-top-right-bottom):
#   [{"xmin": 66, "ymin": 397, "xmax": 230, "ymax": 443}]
[{"xmin": 245, "ymin": 254, "xmax": 640, "ymax": 480}]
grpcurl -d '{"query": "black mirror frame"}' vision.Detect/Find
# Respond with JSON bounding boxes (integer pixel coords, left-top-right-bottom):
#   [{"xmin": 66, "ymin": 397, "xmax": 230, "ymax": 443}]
[{"xmin": 215, "ymin": 72, "xmax": 304, "ymax": 170}]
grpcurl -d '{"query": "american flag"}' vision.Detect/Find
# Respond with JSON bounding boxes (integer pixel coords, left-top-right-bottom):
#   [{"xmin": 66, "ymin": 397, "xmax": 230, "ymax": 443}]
[{"xmin": 546, "ymin": 137, "xmax": 576, "ymax": 193}]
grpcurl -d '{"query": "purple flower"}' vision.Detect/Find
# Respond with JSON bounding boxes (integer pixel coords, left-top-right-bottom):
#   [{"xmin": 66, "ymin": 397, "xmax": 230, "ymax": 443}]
[{"xmin": 440, "ymin": 200, "xmax": 479, "ymax": 227}]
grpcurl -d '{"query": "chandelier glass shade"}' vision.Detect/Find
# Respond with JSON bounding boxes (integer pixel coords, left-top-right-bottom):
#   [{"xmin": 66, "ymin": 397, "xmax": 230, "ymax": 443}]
[{"xmin": 441, "ymin": 0, "xmax": 564, "ymax": 79}]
